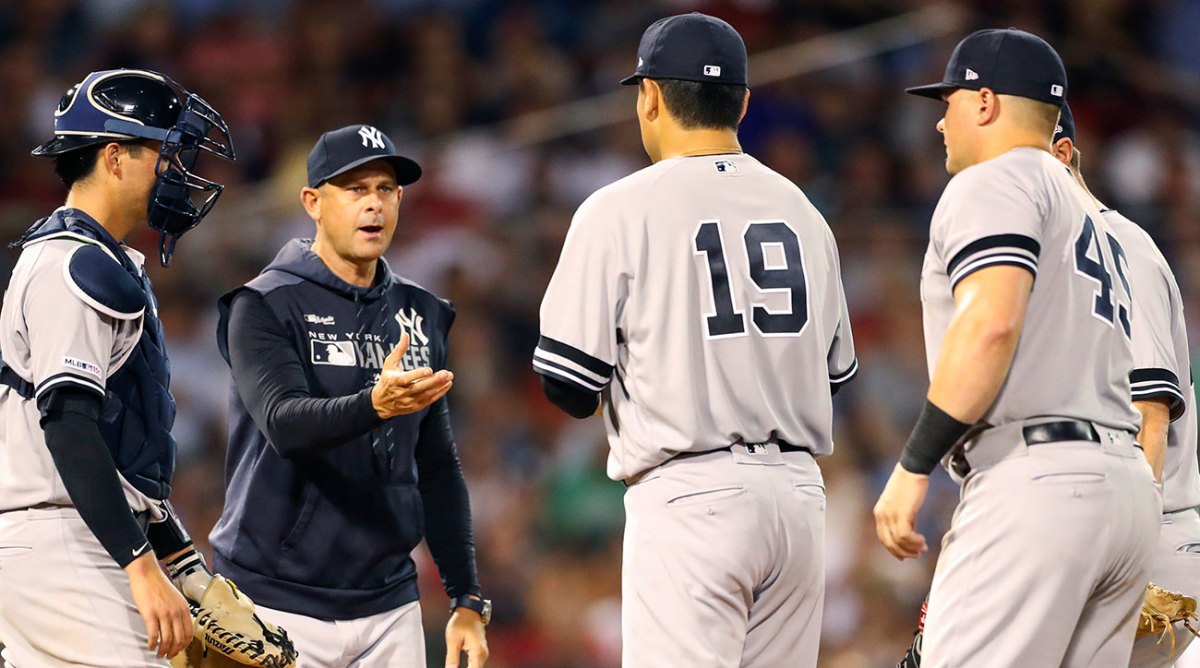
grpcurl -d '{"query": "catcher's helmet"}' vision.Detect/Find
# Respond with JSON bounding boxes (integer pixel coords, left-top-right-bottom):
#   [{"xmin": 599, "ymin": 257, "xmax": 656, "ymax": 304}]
[{"xmin": 32, "ymin": 69, "xmax": 236, "ymax": 265}]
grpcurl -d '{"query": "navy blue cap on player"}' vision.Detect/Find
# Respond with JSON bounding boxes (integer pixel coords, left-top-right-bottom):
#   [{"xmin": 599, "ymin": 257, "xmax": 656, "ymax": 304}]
[
  {"xmin": 307, "ymin": 124, "xmax": 421, "ymax": 188},
  {"xmin": 1054, "ymin": 103, "xmax": 1075, "ymax": 142},
  {"xmin": 906, "ymin": 28, "xmax": 1067, "ymax": 105},
  {"xmin": 620, "ymin": 13, "xmax": 748, "ymax": 86}
]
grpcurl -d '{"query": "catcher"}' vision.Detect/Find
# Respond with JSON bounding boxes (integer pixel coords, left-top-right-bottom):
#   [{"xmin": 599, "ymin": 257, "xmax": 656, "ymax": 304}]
[{"xmin": 0, "ymin": 68, "xmax": 237, "ymax": 666}]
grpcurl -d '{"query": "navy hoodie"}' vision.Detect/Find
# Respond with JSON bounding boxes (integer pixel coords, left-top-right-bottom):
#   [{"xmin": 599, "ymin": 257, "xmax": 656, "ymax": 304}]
[{"xmin": 209, "ymin": 239, "xmax": 458, "ymax": 619}]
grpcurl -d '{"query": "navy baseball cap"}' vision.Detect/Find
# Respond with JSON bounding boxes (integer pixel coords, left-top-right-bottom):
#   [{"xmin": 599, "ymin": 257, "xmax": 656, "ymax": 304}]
[
  {"xmin": 1054, "ymin": 103, "xmax": 1075, "ymax": 142},
  {"xmin": 620, "ymin": 13, "xmax": 748, "ymax": 86},
  {"xmin": 906, "ymin": 28, "xmax": 1067, "ymax": 105},
  {"xmin": 307, "ymin": 124, "xmax": 421, "ymax": 188}
]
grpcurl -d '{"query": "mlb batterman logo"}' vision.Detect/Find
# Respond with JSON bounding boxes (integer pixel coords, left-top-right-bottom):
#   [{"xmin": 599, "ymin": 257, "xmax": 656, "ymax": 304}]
[
  {"xmin": 703, "ymin": 65, "xmax": 722, "ymax": 77},
  {"xmin": 311, "ymin": 340, "xmax": 356, "ymax": 366}
]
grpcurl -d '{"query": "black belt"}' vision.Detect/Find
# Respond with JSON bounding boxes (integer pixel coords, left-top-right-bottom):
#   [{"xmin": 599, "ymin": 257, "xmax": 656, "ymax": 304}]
[
  {"xmin": 0, "ymin": 503, "xmax": 151, "ymax": 531},
  {"xmin": 1022, "ymin": 419, "xmax": 1100, "ymax": 445},
  {"xmin": 685, "ymin": 441, "xmax": 813, "ymax": 459},
  {"xmin": 625, "ymin": 440, "xmax": 812, "ymax": 486},
  {"xmin": 951, "ymin": 419, "xmax": 1119, "ymax": 478}
]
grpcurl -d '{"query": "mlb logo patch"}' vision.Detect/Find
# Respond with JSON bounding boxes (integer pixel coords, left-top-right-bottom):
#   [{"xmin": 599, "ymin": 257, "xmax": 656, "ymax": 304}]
[
  {"xmin": 62, "ymin": 356, "xmax": 102, "ymax": 379},
  {"xmin": 703, "ymin": 65, "xmax": 721, "ymax": 77},
  {"xmin": 311, "ymin": 340, "xmax": 356, "ymax": 366},
  {"xmin": 714, "ymin": 160, "xmax": 739, "ymax": 174},
  {"xmin": 1050, "ymin": 84, "xmax": 1064, "ymax": 97}
]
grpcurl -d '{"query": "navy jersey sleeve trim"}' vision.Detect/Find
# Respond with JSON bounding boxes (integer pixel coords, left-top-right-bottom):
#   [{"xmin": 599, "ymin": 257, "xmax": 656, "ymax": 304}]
[
  {"xmin": 947, "ymin": 234, "xmax": 1040, "ymax": 290},
  {"xmin": 950, "ymin": 259, "xmax": 1037, "ymax": 291},
  {"xmin": 533, "ymin": 356, "xmax": 608, "ymax": 393},
  {"xmin": 533, "ymin": 336, "xmax": 612, "ymax": 393},
  {"xmin": 830, "ymin": 354, "xmax": 859, "ymax": 381},
  {"xmin": 829, "ymin": 358, "xmax": 859, "ymax": 397},
  {"xmin": 34, "ymin": 372, "xmax": 104, "ymax": 400},
  {"xmin": 830, "ymin": 358, "xmax": 859, "ymax": 386},
  {"xmin": 1131, "ymin": 367, "xmax": 1186, "ymax": 421},
  {"xmin": 947, "ymin": 234, "xmax": 1041, "ymax": 275}
]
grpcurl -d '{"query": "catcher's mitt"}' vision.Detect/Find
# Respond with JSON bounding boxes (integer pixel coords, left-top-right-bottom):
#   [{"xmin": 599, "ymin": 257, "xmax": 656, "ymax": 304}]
[
  {"xmin": 1136, "ymin": 582, "xmax": 1200, "ymax": 657},
  {"xmin": 171, "ymin": 637, "xmax": 249, "ymax": 668},
  {"xmin": 181, "ymin": 574, "xmax": 298, "ymax": 668}
]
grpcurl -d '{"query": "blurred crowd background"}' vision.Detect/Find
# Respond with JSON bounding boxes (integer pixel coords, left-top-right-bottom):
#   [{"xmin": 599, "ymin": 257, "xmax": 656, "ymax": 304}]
[{"xmin": 1, "ymin": 0, "xmax": 1199, "ymax": 666}]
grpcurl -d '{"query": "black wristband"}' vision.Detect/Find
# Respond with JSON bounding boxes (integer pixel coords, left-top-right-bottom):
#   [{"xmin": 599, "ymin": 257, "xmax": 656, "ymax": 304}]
[
  {"xmin": 899, "ymin": 400, "xmax": 973, "ymax": 475},
  {"xmin": 146, "ymin": 500, "xmax": 194, "ymax": 557}
]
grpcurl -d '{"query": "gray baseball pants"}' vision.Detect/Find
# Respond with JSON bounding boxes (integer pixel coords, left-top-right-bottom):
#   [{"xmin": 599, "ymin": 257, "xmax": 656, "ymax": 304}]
[
  {"xmin": 0, "ymin": 506, "xmax": 168, "ymax": 668},
  {"xmin": 924, "ymin": 420, "xmax": 1161, "ymax": 667},
  {"xmin": 621, "ymin": 443, "xmax": 825, "ymax": 668},
  {"xmin": 254, "ymin": 600, "xmax": 425, "ymax": 668}
]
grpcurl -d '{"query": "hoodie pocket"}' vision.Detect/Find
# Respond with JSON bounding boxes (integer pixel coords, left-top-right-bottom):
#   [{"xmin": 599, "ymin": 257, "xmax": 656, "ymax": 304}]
[{"xmin": 280, "ymin": 486, "xmax": 318, "ymax": 553}]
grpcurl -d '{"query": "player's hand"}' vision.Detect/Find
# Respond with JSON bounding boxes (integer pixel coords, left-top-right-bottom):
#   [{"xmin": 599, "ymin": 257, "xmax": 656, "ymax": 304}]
[
  {"xmin": 124, "ymin": 551, "xmax": 193, "ymax": 658},
  {"xmin": 371, "ymin": 332, "xmax": 454, "ymax": 419},
  {"xmin": 445, "ymin": 608, "xmax": 489, "ymax": 668},
  {"xmin": 874, "ymin": 463, "xmax": 931, "ymax": 561}
]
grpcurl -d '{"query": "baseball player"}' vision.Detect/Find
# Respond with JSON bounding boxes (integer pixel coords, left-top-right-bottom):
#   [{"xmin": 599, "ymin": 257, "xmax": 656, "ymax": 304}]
[
  {"xmin": 894, "ymin": 103, "xmax": 1200, "ymax": 668},
  {"xmin": 874, "ymin": 29, "xmax": 1161, "ymax": 667},
  {"xmin": 1050, "ymin": 105, "xmax": 1200, "ymax": 667},
  {"xmin": 0, "ymin": 69, "xmax": 235, "ymax": 666},
  {"xmin": 534, "ymin": 13, "xmax": 857, "ymax": 668},
  {"xmin": 209, "ymin": 124, "xmax": 489, "ymax": 668}
]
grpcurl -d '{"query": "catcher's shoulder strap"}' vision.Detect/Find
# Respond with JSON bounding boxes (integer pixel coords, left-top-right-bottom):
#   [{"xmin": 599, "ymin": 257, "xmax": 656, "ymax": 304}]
[{"xmin": 0, "ymin": 357, "xmax": 33, "ymax": 399}]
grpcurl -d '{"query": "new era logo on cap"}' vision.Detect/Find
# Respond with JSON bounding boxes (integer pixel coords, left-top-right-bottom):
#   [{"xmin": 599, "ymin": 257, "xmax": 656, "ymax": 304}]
[{"xmin": 905, "ymin": 28, "xmax": 1068, "ymax": 106}]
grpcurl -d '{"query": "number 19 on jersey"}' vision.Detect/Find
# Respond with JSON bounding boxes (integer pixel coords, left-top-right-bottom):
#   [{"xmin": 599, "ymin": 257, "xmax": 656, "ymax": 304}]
[{"xmin": 694, "ymin": 220, "xmax": 810, "ymax": 339}]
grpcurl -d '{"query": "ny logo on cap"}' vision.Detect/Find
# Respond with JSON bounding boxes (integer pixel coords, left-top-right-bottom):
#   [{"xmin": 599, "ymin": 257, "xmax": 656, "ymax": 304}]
[
  {"xmin": 703, "ymin": 65, "xmax": 722, "ymax": 77},
  {"xmin": 358, "ymin": 125, "xmax": 385, "ymax": 149},
  {"xmin": 965, "ymin": 68, "xmax": 979, "ymax": 81}
]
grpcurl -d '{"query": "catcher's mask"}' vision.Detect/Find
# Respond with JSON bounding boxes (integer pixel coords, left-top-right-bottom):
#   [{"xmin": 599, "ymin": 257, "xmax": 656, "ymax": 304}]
[{"xmin": 32, "ymin": 68, "xmax": 236, "ymax": 266}]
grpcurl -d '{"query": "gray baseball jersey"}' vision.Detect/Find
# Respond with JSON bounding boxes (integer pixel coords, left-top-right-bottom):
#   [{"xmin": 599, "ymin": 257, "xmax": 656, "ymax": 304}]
[
  {"xmin": 535, "ymin": 153, "xmax": 857, "ymax": 481},
  {"xmin": 1105, "ymin": 210, "xmax": 1200, "ymax": 668},
  {"xmin": 921, "ymin": 148, "xmax": 1140, "ymax": 434},
  {"xmin": 1104, "ymin": 209, "xmax": 1199, "ymax": 513},
  {"xmin": 0, "ymin": 231, "xmax": 158, "ymax": 514},
  {"xmin": 919, "ymin": 149, "xmax": 1160, "ymax": 667}
]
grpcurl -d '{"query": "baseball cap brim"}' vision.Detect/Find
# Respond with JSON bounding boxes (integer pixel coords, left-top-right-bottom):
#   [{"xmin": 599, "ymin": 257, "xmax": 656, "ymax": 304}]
[
  {"xmin": 311, "ymin": 154, "xmax": 422, "ymax": 188},
  {"xmin": 620, "ymin": 73, "xmax": 640, "ymax": 86},
  {"xmin": 905, "ymin": 82, "xmax": 960, "ymax": 100}
]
